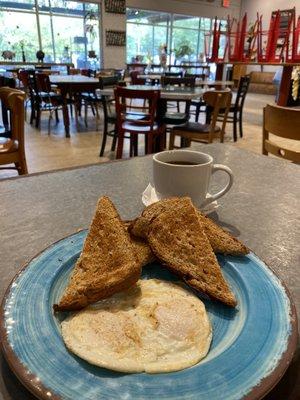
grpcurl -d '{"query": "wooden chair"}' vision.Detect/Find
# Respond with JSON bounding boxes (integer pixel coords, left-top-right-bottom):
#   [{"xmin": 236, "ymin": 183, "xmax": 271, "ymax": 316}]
[
  {"xmin": 169, "ymin": 90, "xmax": 232, "ymax": 148},
  {"xmin": 262, "ymin": 104, "xmax": 300, "ymax": 163},
  {"xmin": 114, "ymin": 87, "xmax": 165, "ymax": 159},
  {"xmin": 0, "ymin": 87, "xmax": 28, "ymax": 175}
]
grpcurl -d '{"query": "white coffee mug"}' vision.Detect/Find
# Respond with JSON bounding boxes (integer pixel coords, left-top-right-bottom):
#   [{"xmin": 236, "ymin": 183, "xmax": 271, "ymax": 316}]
[{"xmin": 153, "ymin": 150, "xmax": 233, "ymax": 208}]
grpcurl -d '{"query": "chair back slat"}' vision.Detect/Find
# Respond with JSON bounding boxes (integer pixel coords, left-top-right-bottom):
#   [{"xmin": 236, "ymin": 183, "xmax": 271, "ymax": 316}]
[{"xmin": 263, "ymin": 104, "xmax": 300, "ymax": 162}]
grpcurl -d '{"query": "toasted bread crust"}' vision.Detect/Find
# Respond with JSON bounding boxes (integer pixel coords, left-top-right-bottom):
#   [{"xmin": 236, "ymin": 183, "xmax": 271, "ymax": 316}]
[
  {"xmin": 148, "ymin": 198, "xmax": 237, "ymax": 307},
  {"xmin": 54, "ymin": 197, "xmax": 141, "ymax": 311},
  {"xmin": 130, "ymin": 198, "xmax": 248, "ymax": 256}
]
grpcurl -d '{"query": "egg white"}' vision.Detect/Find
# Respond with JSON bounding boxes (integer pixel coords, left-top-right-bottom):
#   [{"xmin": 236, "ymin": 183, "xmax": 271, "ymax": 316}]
[{"xmin": 61, "ymin": 279, "xmax": 212, "ymax": 373}]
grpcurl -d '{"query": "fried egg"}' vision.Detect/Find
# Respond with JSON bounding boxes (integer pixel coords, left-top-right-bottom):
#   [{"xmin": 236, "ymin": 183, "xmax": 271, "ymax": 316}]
[{"xmin": 61, "ymin": 279, "xmax": 212, "ymax": 373}]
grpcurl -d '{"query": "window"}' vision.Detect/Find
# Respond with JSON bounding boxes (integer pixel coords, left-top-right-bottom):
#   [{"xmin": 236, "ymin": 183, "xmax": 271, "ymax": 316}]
[
  {"xmin": 0, "ymin": 0, "xmax": 101, "ymax": 68},
  {"xmin": 126, "ymin": 9, "xmax": 169, "ymax": 64},
  {"xmin": 126, "ymin": 9, "xmax": 217, "ymax": 67}
]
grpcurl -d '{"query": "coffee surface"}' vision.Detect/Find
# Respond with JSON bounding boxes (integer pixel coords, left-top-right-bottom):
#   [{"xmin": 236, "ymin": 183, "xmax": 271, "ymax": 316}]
[{"xmin": 167, "ymin": 161, "xmax": 199, "ymax": 165}]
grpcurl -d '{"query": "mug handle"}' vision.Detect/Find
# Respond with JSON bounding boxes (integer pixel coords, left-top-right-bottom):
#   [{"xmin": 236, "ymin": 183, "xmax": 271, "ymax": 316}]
[{"xmin": 201, "ymin": 164, "xmax": 234, "ymax": 208}]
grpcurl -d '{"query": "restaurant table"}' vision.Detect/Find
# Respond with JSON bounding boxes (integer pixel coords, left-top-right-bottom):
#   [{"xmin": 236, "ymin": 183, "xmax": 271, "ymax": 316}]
[
  {"xmin": 100, "ymin": 84, "xmax": 206, "ymax": 144},
  {"xmin": 99, "ymin": 84, "xmax": 205, "ymax": 101},
  {"xmin": 0, "ymin": 144, "xmax": 299, "ymax": 400},
  {"xmin": 49, "ymin": 75, "xmax": 100, "ymax": 137}
]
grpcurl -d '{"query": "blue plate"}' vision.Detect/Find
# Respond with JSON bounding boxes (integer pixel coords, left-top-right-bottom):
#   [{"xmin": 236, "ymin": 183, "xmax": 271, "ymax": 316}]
[{"xmin": 0, "ymin": 231, "xmax": 297, "ymax": 400}]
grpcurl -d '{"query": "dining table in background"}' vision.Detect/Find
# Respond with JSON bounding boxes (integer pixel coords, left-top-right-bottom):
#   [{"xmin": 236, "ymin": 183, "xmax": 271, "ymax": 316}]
[
  {"xmin": 49, "ymin": 75, "xmax": 101, "ymax": 137},
  {"xmin": 99, "ymin": 84, "xmax": 205, "ymax": 101},
  {"xmin": 0, "ymin": 143, "xmax": 299, "ymax": 400},
  {"xmin": 99, "ymin": 84, "xmax": 206, "ymax": 132},
  {"xmin": 137, "ymin": 74, "xmax": 234, "ymax": 88}
]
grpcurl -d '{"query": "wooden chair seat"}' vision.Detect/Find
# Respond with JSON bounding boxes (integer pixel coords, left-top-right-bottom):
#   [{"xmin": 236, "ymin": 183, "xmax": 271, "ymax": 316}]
[
  {"xmin": 173, "ymin": 121, "xmax": 221, "ymax": 134},
  {"xmin": 169, "ymin": 90, "xmax": 232, "ymax": 149},
  {"xmin": 0, "ymin": 138, "xmax": 19, "ymax": 153}
]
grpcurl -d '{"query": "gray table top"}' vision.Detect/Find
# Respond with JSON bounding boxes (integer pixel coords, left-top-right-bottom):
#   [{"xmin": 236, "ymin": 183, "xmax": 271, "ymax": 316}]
[
  {"xmin": 99, "ymin": 85, "xmax": 205, "ymax": 100},
  {"xmin": 0, "ymin": 144, "xmax": 299, "ymax": 400},
  {"xmin": 50, "ymin": 75, "xmax": 99, "ymax": 84}
]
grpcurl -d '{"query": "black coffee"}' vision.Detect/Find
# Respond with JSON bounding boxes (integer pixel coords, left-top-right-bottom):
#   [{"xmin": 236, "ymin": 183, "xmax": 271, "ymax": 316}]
[{"xmin": 167, "ymin": 161, "xmax": 199, "ymax": 165}]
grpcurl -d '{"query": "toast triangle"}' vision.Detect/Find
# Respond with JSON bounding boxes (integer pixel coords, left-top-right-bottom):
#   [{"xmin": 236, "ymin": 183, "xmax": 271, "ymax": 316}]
[
  {"xmin": 54, "ymin": 197, "xmax": 141, "ymax": 311},
  {"xmin": 147, "ymin": 198, "xmax": 237, "ymax": 307},
  {"xmin": 130, "ymin": 198, "xmax": 248, "ymax": 256}
]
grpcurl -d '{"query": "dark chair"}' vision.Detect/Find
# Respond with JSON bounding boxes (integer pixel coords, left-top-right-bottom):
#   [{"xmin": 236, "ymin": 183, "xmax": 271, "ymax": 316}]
[
  {"xmin": 169, "ymin": 90, "xmax": 232, "ymax": 148},
  {"xmin": 163, "ymin": 72, "xmax": 183, "ymax": 111},
  {"xmin": 80, "ymin": 75, "xmax": 119, "ymax": 131},
  {"xmin": 17, "ymin": 70, "xmax": 34, "ymax": 123},
  {"xmin": 114, "ymin": 87, "xmax": 165, "ymax": 159},
  {"xmin": 0, "ymin": 87, "xmax": 28, "ymax": 175},
  {"xmin": 31, "ymin": 73, "xmax": 63, "ymax": 133},
  {"xmin": 160, "ymin": 76, "xmax": 196, "ymax": 127},
  {"xmin": 222, "ymin": 75, "xmax": 251, "ymax": 141},
  {"xmin": 186, "ymin": 73, "xmax": 208, "ymax": 122},
  {"xmin": 130, "ymin": 70, "xmax": 146, "ymax": 85},
  {"xmin": 0, "ymin": 76, "xmax": 16, "ymax": 138}
]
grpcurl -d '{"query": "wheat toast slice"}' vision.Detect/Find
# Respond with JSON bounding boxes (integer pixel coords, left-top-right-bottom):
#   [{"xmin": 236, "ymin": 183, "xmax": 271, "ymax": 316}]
[
  {"xmin": 53, "ymin": 197, "xmax": 141, "ymax": 311},
  {"xmin": 130, "ymin": 198, "xmax": 248, "ymax": 256},
  {"xmin": 124, "ymin": 221, "xmax": 157, "ymax": 266},
  {"xmin": 147, "ymin": 198, "xmax": 237, "ymax": 307}
]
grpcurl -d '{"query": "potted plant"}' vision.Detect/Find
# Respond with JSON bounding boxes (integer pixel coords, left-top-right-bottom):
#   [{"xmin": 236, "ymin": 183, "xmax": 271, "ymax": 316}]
[
  {"xmin": 84, "ymin": 11, "xmax": 98, "ymax": 58},
  {"xmin": 174, "ymin": 43, "xmax": 194, "ymax": 64}
]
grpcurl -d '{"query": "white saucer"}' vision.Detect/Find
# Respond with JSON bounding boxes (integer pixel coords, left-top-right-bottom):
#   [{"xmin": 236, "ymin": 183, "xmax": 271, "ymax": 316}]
[{"xmin": 142, "ymin": 184, "xmax": 219, "ymax": 214}]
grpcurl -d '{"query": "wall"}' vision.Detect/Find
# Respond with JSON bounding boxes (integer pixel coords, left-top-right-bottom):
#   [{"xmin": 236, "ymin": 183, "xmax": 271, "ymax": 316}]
[
  {"xmin": 240, "ymin": 0, "xmax": 298, "ymax": 27},
  {"xmin": 100, "ymin": 3, "xmax": 126, "ymax": 69}
]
